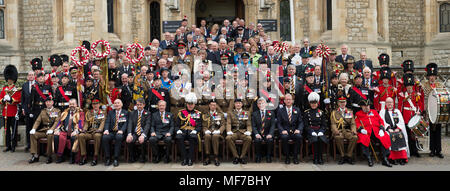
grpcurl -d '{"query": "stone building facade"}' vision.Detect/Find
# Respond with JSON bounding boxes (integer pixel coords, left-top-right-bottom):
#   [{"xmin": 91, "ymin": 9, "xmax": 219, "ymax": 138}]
[{"xmin": 0, "ymin": 0, "xmax": 450, "ymax": 72}]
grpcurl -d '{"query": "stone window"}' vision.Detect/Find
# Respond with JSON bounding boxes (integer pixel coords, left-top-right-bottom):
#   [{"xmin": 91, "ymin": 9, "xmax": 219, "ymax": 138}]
[
  {"xmin": 279, "ymin": 0, "xmax": 291, "ymax": 41},
  {"xmin": 107, "ymin": 0, "xmax": 114, "ymax": 33},
  {"xmin": 326, "ymin": 0, "xmax": 332, "ymax": 30},
  {"xmin": 0, "ymin": 0, "xmax": 4, "ymax": 39},
  {"xmin": 440, "ymin": 3, "xmax": 450, "ymax": 32}
]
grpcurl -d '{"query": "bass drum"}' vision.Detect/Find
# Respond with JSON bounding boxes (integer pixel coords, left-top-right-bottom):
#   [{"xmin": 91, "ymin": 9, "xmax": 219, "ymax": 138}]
[{"xmin": 427, "ymin": 88, "xmax": 450, "ymax": 124}]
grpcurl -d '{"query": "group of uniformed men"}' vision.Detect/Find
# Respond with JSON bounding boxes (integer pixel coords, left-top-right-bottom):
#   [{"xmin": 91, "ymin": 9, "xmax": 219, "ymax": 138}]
[{"xmin": 0, "ymin": 17, "xmax": 446, "ymax": 168}]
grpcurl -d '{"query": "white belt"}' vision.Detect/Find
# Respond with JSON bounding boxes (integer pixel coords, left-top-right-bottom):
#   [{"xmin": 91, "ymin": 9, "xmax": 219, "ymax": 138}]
[
  {"xmin": 58, "ymin": 102, "xmax": 69, "ymax": 106},
  {"xmin": 403, "ymin": 107, "xmax": 414, "ymax": 111},
  {"xmin": 352, "ymin": 103, "xmax": 360, "ymax": 107},
  {"xmin": 151, "ymin": 105, "xmax": 157, "ymax": 108}
]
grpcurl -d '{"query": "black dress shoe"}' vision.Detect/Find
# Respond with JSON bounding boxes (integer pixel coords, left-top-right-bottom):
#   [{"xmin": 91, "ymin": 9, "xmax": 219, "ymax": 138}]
[
  {"xmin": 187, "ymin": 159, "xmax": 193, "ymax": 166},
  {"xmin": 241, "ymin": 158, "xmax": 247, "ymax": 164},
  {"xmin": 233, "ymin": 157, "xmax": 239, "ymax": 165},
  {"xmin": 313, "ymin": 158, "xmax": 318, "ymax": 164},
  {"xmin": 255, "ymin": 156, "xmax": 261, "ymax": 163},
  {"xmin": 139, "ymin": 156, "xmax": 146, "ymax": 163},
  {"xmin": 203, "ymin": 159, "xmax": 210, "ymax": 166},
  {"xmin": 113, "ymin": 159, "xmax": 119, "ymax": 167},
  {"xmin": 105, "ymin": 159, "xmax": 111, "ymax": 166},
  {"xmin": 266, "ymin": 156, "xmax": 272, "ymax": 163},
  {"xmin": 91, "ymin": 160, "xmax": 97, "ymax": 166},
  {"xmin": 29, "ymin": 156, "xmax": 39, "ymax": 163},
  {"xmin": 128, "ymin": 156, "xmax": 136, "ymax": 163},
  {"xmin": 46, "ymin": 157, "xmax": 53, "ymax": 164},
  {"xmin": 215, "ymin": 159, "xmax": 220, "ymax": 166},
  {"xmin": 56, "ymin": 157, "xmax": 64, "ymax": 164},
  {"xmin": 382, "ymin": 158, "xmax": 392, "ymax": 167},
  {"xmin": 154, "ymin": 156, "xmax": 161, "ymax": 163},
  {"xmin": 293, "ymin": 158, "xmax": 299, "ymax": 164},
  {"xmin": 318, "ymin": 158, "xmax": 324, "ymax": 165},
  {"xmin": 414, "ymin": 153, "xmax": 421, "ymax": 158},
  {"xmin": 164, "ymin": 157, "xmax": 171, "ymax": 164},
  {"xmin": 285, "ymin": 158, "xmax": 290, "ymax": 164},
  {"xmin": 181, "ymin": 159, "xmax": 187, "ymax": 166},
  {"xmin": 391, "ymin": 159, "xmax": 398, "ymax": 165},
  {"xmin": 338, "ymin": 157, "xmax": 345, "ymax": 165},
  {"xmin": 347, "ymin": 157, "xmax": 355, "ymax": 165},
  {"xmin": 368, "ymin": 157, "xmax": 374, "ymax": 167},
  {"xmin": 399, "ymin": 160, "xmax": 406, "ymax": 165},
  {"xmin": 429, "ymin": 151, "xmax": 435, "ymax": 157},
  {"xmin": 11, "ymin": 147, "xmax": 15, "ymax": 152},
  {"xmin": 436, "ymin": 152, "xmax": 444, "ymax": 158},
  {"xmin": 3, "ymin": 147, "xmax": 11, "ymax": 152},
  {"xmin": 79, "ymin": 157, "xmax": 87, "ymax": 165}
]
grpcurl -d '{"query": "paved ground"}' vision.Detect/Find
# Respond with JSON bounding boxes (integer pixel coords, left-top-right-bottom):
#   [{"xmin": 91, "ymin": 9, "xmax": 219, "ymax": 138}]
[{"xmin": 0, "ymin": 136, "xmax": 449, "ymax": 171}]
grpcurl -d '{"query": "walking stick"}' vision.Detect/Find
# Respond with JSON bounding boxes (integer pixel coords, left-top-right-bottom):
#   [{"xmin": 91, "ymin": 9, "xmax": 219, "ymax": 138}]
[{"xmin": 359, "ymin": 119, "xmax": 379, "ymax": 162}]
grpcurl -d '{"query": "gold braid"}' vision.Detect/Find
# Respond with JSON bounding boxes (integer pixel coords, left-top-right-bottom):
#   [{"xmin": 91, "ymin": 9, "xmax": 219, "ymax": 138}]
[{"xmin": 331, "ymin": 111, "xmax": 346, "ymax": 131}]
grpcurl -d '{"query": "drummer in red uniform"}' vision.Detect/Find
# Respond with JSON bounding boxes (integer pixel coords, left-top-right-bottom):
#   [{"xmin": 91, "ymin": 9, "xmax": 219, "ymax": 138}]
[
  {"xmin": 398, "ymin": 73, "xmax": 424, "ymax": 157},
  {"xmin": 355, "ymin": 99, "xmax": 392, "ymax": 167},
  {"xmin": 373, "ymin": 67, "xmax": 397, "ymax": 111},
  {"xmin": 0, "ymin": 65, "xmax": 22, "ymax": 152},
  {"xmin": 423, "ymin": 63, "xmax": 444, "ymax": 158}
]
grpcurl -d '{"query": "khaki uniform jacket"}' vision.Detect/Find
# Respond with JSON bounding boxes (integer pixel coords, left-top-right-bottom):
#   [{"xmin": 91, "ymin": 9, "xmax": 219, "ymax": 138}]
[
  {"xmin": 32, "ymin": 107, "xmax": 61, "ymax": 132},
  {"xmin": 227, "ymin": 109, "xmax": 252, "ymax": 134},
  {"xmin": 202, "ymin": 110, "xmax": 226, "ymax": 134},
  {"xmin": 83, "ymin": 109, "xmax": 106, "ymax": 133},
  {"xmin": 330, "ymin": 108, "xmax": 357, "ymax": 135}
]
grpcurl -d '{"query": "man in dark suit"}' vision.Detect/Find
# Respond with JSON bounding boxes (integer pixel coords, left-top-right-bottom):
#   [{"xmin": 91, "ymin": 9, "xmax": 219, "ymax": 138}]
[
  {"xmin": 300, "ymin": 38, "xmax": 312, "ymax": 57},
  {"xmin": 335, "ymin": 44, "xmax": 354, "ymax": 65},
  {"xmin": 149, "ymin": 100, "xmax": 174, "ymax": 163},
  {"xmin": 354, "ymin": 52, "xmax": 373, "ymax": 72},
  {"xmin": 102, "ymin": 99, "xmax": 128, "ymax": 167},
  {"xmin": 277, "ymin": 94, "xmax": 304, "ymax": 164},
  {"xmin": 126, "ymin": 98, "xmax": 151, "ymax": 163},
  {"xmin": 252, "ymin": 98, "xmax": 275, "ymax": 163},
  {"xmin": 118, "ymin": 58, "xmax": 135, "ymax": 77},
  {"xmin": 119, "ymin": 73, "xmax": 133, "ymax": 111},
  {"xmin": 206, "ymin": 41, "xmax": 220, "ymax": 64},
  {"xmin": 21, "ymin": 71, "xmax": 36, "ymax": 151},
  {"xmin": 160, "ymin": 32, "xmax": 172, "ymax": 50}
]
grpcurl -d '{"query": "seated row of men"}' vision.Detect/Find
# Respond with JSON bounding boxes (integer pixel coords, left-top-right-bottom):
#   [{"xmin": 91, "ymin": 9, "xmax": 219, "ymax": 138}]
[{"xmin": 27, "ymin": 89, "xmax": 406, "ymax": 168}]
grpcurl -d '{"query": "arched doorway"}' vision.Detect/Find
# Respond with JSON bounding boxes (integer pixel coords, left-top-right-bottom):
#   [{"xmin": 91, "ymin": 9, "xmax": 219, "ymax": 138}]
[
  {"xmin": 150, "ymin": 1, "xmax": 161, "ymax": 40},
  {"xmin": 195, "ymin": 0, "xmax": 245, "ymax": 26}
]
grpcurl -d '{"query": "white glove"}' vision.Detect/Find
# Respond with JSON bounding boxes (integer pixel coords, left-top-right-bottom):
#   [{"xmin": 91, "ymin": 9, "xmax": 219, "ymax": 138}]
[
  {"xmin": 29, "ymin": 114, "xmax": 34, "ymax": 118},
  {"xmin": 46, "ymin": 130, "xmax": 53, "ymax": 135},
  {"xmin": 213, "ymin": 130, "xmax": 220, "ymax": 135},
  {"xmin": 205, "ymin": 130, "xmax": 211, "ymax": 135},
  {"xmin": 361, "ymin": 129, "xmax": 368, "ymax": 135},
  {"xmin": 317, "ymin": 132, "xmax": 324, "ymax": 136},
  {"xmin": 133, "ymin": 106, "xmax": 138, "ymax": 110},
  {"xmin": 312, "ymin": 132, "xmax": 318, "ymax": 137},
  {"xmin": 191, "ymin": 130, "xmax": 197, "ymax": 134},
  {"xmin": 379, "ymin": 130, "xmax": 385, "ymax": 137},
  {"xmin": 324, "ymin": 98, "xmax": 330, "ymax": 104},
  {"xmin": 177, "ymin": 130, "xmax": 182, "ymax": 134},
  {"xmin": 244, "ymin": 131, "xmax": 251, "ymax": 136},
  {"xmin": 30, "ymin": 129, "xmax": 36, "ymax": 135},
  {"xmin": 227, "ymin": 131, "xmax": 233, "ymax": 135},
  {"xmin": 3, "ymin": 94, "xmax": 11, "ymax": 102},
  {"xmin": 15, "ymin": 114, "xmax": 19, "ymax": 120}
]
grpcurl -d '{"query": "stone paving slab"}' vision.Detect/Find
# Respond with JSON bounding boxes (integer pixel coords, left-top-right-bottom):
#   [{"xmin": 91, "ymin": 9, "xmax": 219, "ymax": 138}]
[{"xmin": 0, "ymin": 136, "xmax": 449, "ymax": 171}]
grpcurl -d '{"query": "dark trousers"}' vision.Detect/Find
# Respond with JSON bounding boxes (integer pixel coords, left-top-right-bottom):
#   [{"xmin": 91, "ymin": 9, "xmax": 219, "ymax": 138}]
[
  {"xmin": 25, "ymin": 115, "xmax": 33, "ymax": 148},
  {"xmin": 102, "ymin": 133, "xmax": 124, "ymax": 159},
  {"xmin": 312, "ymin": 141, "xmax": 323, "ymax": 159},
  {"xmin": 53, "ymin": 134, "xmax": 76, "ymax": 157},
  {"xmin": 254, "ymin": 137, "xmax": 273, "ymax": 157},
  {"xmin": 429, "ymin": 124, "xmax": 442, "ymax": 153},
  {"xmin": 361, "ymin": 133, "xmax": 390, "ymax": 158},
  {"xmin": 4, "ymin": 117, "xmax": 17, "ymax": 149},
  {"xmin": 149, "ymin": 135, "xmax": 172, "ymax": 158},
  {"xmin": 127, "ymin": 134, "xmax": 148, "ymax": 159},
  {"xmin": 280, "ymin": 133, "xmax": 302, "ymax": 158},
  {"xmin": 176, "ymin": 132, "xmax": 198, "ymax": 160},
  {"xmin": 406, "ymin": 127, "xmax": 419, "ymax": 155}
]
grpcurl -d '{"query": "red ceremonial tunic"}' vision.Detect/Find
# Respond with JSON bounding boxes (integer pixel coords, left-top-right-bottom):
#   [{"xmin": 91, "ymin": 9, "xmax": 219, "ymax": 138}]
[
  {"xmin": 0, "ymin": 85, "xmax": 22, "ymax": 117},
  {"xmin": 107, "ymin": 88, "xmax": 120, "ymax": 112},
  {"xmin": 398, "ymin": 91, "xmax": 424, "ymax": 124},
  {"xmin": 374, "ymin": 85, "xmax": 396, "ymax": 111},
  {"xmin": 355, "ymin": 109, "xmax": 391, "ymax": 149}
]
